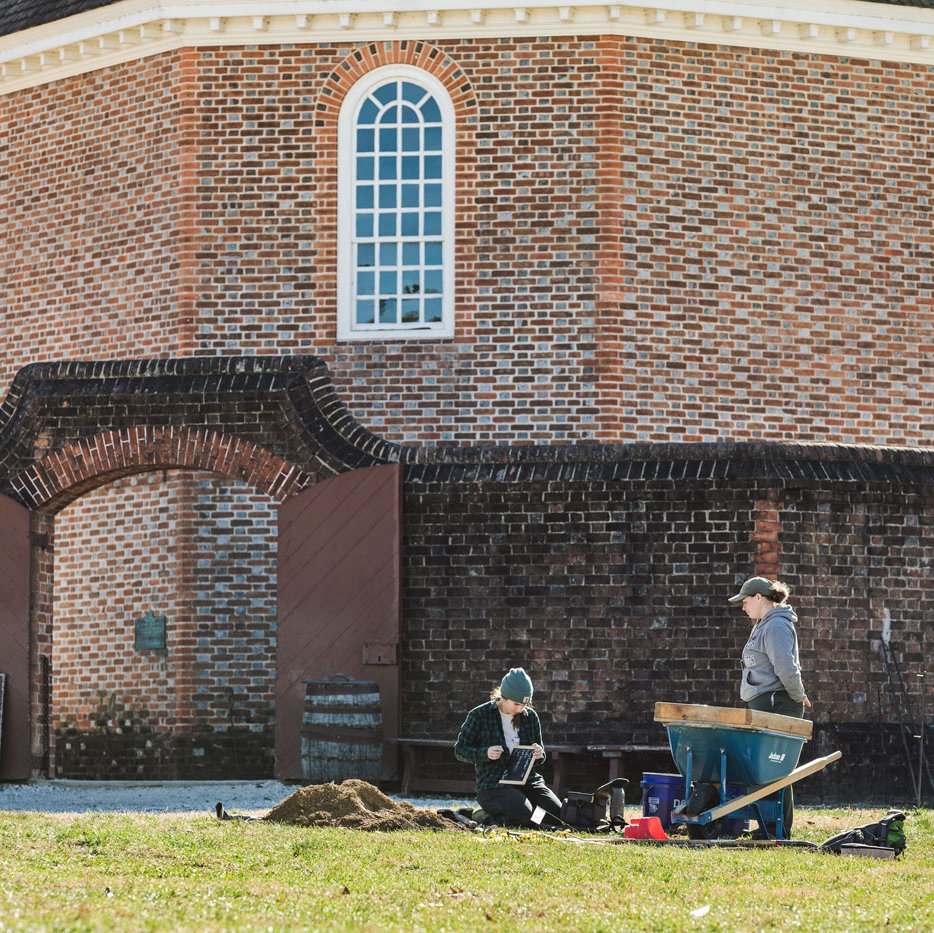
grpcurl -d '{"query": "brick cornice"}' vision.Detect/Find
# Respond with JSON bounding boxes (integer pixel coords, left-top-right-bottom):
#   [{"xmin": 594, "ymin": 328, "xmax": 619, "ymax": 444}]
[
  {"xmin": 399, "ymin": 438, "xmax": 934, "ymax": 484},
  {"xmin": 2, "ymin": 0, "xmax": 934, "ymax": 94},
  {"xmin": 2, "ymin": 356, "xmax": 932, "ymax": 509}
]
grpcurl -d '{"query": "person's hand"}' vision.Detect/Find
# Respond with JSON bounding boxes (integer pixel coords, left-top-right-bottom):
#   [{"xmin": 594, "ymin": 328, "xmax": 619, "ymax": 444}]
[
  {"xmin": 487, "ymin": 745, "xmax": 504, "ymax": 760},
  {"xmin": 531, "ymin": 743, "xmax": 544, "ymax": 761},
  {"xmin": 803, "ymin": 696, "xmax": 813, "ymax": 710}
]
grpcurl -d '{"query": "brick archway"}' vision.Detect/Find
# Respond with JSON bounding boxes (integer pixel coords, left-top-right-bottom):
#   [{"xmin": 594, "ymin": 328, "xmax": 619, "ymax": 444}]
[
  {"xmin": 14, "ymin": 426, "xmax": 311, "ymax": 512},
  {"xmin": 0, "ymin": 355, "xmax": 401, "ymax": 505},
  {"xmin": 0, "ymin": 355, "xmax": 401, "ymax": 778}
]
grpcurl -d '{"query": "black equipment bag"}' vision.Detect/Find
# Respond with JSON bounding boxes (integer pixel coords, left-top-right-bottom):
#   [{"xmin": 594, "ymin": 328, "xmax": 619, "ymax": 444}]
[{"xmin": 559, "ymin": 778, "xmax": 627, "ymax": 830}]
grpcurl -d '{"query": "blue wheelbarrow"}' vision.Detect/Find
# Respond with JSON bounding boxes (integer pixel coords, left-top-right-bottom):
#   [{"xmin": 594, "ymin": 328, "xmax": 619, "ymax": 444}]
[{"xmin": 654, "ymin": 702, "xmax": 842, "ymax": 840}]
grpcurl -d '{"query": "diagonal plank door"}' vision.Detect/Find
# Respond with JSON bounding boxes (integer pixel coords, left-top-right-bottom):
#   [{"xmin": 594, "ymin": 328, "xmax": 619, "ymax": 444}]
[
  {"xmin": 0, "ymin": 494, "xmax": 31, "ymax": 779},
  {"xmin": 275, "ymin": 464, "xmax": 402, "ymax": 781}
]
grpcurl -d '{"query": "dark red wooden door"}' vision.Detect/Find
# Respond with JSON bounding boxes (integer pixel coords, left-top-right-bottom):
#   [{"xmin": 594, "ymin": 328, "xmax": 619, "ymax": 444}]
[
  {"xmin": 275, "ymin": 464, "xmax": 402, "ymax": 780},
  {"xmin": 0, "ymin": 494, "xmax": 31, "ymax": 779}
]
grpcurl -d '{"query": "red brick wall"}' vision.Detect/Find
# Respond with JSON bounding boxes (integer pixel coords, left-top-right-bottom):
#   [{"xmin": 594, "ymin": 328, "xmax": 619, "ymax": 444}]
[
  {"xmin": 1, "ymin": 38, "xmax": 931, "ymax": 446},
  {"xmin": 53, "ymin": 474, "xmax": 182, "ymax": 734},
  {"xmin": 596, "ymin": 39, "xmax": 933, "ymax": 446},
  {"xmin": 402, "ymin": 478, "xmax": 932, "ymax": 800},
  {"xmin": 0, "ymin": 54, "xmax": 189, "ymax": 388}
]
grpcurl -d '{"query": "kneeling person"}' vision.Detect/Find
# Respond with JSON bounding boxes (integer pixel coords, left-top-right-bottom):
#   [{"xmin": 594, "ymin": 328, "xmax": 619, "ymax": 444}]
[{"xmin": 454, "ymin": 667, "xmax": 563, "ymax": 827}]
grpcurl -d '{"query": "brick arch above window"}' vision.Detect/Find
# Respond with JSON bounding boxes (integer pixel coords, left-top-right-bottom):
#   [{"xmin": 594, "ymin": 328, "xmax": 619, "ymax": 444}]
[
  {"xmin": 315, "ymin": 42, "xmax": 478, "ymax": 121},
  {"xmin": 309, "ymin": 42, "xmax": 479, "ymax": 342}
]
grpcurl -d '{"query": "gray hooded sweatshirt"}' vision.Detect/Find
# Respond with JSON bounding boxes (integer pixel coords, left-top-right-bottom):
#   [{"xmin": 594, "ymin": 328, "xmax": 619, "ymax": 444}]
[{"xmin": 740, "ymin": 604, "xmax": 806, "ymax": 703}]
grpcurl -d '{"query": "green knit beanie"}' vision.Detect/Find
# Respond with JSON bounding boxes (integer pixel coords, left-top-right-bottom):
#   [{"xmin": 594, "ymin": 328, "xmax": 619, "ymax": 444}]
[{"xmin": 499, "ymin": 668, "xmax": 534, "ymax": 704}]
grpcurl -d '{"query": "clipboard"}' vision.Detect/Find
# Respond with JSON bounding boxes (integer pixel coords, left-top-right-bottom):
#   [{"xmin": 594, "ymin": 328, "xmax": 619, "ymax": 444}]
[{"xmin": 498, "ymin": 745, "xmax": 536, "ymax": 785}]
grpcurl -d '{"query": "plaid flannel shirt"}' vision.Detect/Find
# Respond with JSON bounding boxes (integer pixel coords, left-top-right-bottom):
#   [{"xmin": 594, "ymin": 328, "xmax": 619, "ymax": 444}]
[{"xmin": 454, "ymin": 700, "xmax": 547, "ymax": 790}]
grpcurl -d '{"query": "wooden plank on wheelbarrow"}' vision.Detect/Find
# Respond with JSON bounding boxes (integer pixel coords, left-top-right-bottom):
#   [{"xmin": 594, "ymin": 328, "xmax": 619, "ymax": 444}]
[
  {"xmin": 653, "ymin": 702, "xmax": 813, "ymax": 740},
  {"xmin": 706, "ymin": 751, "xmax": 843, "ymax": 821}
]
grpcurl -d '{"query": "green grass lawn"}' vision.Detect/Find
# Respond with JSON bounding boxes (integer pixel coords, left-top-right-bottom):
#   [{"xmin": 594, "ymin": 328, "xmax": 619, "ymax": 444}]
[{"xmin": 0, "ymin": 806, "xmax": 930, "ymax": 931}]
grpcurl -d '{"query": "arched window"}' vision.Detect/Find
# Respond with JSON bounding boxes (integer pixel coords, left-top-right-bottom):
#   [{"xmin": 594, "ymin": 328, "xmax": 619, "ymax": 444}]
[{"xmin": 337, "ymin": 66, "xmax": 455, "ymax": 340}]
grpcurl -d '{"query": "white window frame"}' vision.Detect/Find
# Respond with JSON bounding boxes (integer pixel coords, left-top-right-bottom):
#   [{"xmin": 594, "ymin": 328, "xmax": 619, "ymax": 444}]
[{"xmin": 337, "ymin": 64, "xmax": 456, "ymax": 341}]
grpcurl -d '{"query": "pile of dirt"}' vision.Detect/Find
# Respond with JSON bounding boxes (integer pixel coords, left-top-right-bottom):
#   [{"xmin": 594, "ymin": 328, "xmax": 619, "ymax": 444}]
[{"xmin": 261, "ymin": 779, "xmax": 457, "ymax": 831}]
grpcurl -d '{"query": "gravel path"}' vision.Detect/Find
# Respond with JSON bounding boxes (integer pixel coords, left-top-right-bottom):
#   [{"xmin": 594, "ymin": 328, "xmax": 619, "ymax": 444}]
[{"xmin": 0, "ymin": 780, "xmax": 473, "ymax": 816}]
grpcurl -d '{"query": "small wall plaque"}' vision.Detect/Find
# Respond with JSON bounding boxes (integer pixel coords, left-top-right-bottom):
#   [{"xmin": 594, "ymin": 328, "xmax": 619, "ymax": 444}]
[
  {"xmin": 362, "ymin": 642, "xmax": 398, "ymax": 665},
  {"xmin": 134, "ymin": 611, "xmax": 167, "ymax": 650}
]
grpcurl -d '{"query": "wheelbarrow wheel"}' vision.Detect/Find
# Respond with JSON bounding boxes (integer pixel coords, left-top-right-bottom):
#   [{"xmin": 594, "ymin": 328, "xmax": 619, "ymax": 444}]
[{"xmin": 682, "ymin": 782, "xmax": 744, "ymax": 840}]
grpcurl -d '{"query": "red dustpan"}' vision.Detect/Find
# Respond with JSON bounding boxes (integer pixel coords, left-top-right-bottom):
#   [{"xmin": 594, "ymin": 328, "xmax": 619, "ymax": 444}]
[{"xmin": 624, "ymin": 816, "xmax": 669, "ymax": 840}]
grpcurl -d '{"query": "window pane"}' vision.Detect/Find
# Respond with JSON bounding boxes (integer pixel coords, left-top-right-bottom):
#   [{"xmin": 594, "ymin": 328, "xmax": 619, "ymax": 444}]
[
  {"xmin": 402, "ymin": 269, "xmax": 420, "ymax": 293},
  {"xmin": 421, "ymin": 97, "xmax": 441, "ymax": 122},
  {"xmin": 402, "ymin": 82, "xmax": 426, "ymax": 105},
  {"xmin": 356, "ymin": 299, "xmax": 375, "ymax": 324},
  {"xmin": 379, "ymin": 298, "xmax": 397, "ymax": 324},
  {"xmin": 424, "ymin": 126, "xmax": 442, "ymax": 151},
  {"xmin": 359, "ymin": 99, "xmax": 379, "ymax": 125},
  {"xmin": 374, "ymin": 83, "xmax": 397, "ymax": 106},
  {"xmin": 424, "ymin": 242, "xmax": 442, "ymax": 265},
  {"xmin": 347, "ymin": 78, "xmax": 449, "ymax": 335},
  {"xmin": 358, "ymin": 243, "xmax": 375, "ymax": 267},
  {"xmin": 425, "ymin": 269, "xmax": 443, "ymax": 294}
]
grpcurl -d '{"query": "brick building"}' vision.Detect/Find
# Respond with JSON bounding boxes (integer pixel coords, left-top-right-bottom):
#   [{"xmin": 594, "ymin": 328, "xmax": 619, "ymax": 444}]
[{"xmin": 0, "ymin": 0, "xmax": 931, "ymax": 802}]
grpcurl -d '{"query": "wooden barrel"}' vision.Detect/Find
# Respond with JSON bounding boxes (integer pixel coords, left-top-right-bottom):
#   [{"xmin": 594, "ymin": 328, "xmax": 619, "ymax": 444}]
[{"xmin": 300, "ymin": 675, "xmax": 383, "ymax": 783}]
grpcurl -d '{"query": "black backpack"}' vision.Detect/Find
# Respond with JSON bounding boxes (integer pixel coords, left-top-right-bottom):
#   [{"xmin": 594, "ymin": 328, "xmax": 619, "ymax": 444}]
[{"xmin": 819, "ymin": 810, "xmax": 907, "ymax": 857}]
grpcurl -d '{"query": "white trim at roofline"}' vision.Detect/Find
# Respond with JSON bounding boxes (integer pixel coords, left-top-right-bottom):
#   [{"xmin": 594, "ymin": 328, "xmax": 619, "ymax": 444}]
[{"xmin": 2, "ymin": 0, "xmax": 934, "ymax": 93}]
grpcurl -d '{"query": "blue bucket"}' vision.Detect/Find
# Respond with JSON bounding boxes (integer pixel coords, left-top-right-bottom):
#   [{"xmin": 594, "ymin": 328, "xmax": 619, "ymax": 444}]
[
  {"xmin": 641, "ymin": 773, "xmax": 687, "ymax": 831},
  {"xmin": 641, "ymin": 772, "xmax": 748, "ymax": 835}
]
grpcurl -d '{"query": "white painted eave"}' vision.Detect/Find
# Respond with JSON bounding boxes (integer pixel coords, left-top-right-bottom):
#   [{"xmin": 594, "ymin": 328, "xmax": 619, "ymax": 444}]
[{"xmin": 2, "ymin": 0, "xmax": 933, "ymax": 94}]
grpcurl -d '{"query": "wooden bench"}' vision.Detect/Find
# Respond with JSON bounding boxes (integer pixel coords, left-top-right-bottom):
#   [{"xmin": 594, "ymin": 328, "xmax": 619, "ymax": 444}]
[
  {"xmin": 389, "ymin": 738, "xmax": 472, "ymax": 797},
  {"xmin": 585, "ymin": 744, "xmax": 671, "ymax": 782},
  {"xmin": 389, "ymin": 738, "xmax": 667, "ymax": 798}
]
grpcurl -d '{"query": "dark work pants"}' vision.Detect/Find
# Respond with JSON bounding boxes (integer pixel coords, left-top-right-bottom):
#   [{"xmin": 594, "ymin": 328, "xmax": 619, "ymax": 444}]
[
  {"xmin": 748, "ymin": 690, "xmax": 805, "ymax": 838},
  {"xmin": 476, "ymin": 774, "xmax": 563, "ymax": 827}
]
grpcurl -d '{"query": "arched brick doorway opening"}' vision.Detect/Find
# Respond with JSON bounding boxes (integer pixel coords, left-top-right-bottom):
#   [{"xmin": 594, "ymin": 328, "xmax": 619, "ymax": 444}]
[{"xmin": 33, "ymin": 467, "xmax": 282, "ymax": 779}]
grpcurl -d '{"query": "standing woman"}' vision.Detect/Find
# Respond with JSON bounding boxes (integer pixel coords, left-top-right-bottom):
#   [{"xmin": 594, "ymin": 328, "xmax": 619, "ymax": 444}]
[
  {"xmin": 454, "ymin": 667, "xmax": 563, "ymax": 827},
  {"xmin": 729, "ymin": 576, "xmax": 811, "ymax": 837}
]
